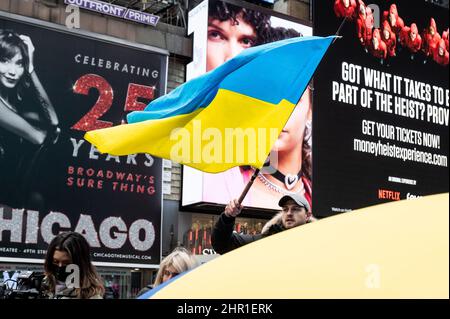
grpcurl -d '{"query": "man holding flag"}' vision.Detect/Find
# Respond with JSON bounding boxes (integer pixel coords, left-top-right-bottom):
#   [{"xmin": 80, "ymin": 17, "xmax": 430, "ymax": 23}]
[{"xmin": 211, "ymin": 193, "xmax": 313, "ymax": 255}]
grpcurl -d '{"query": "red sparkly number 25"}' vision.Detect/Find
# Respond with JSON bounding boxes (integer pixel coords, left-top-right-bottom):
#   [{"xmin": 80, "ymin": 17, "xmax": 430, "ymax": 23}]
[{"xmin": 71, "ymin": 74, "xmax": 154, "ymax": 131}]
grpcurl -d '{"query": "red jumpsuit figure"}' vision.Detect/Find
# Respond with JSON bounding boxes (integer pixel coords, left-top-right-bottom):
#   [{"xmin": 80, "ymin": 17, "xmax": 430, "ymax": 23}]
[
  {"xmin": 400, "ymin": 23, "xmax": 422, "ymax": 55},
  {"xmin": 356, "ymin": 1, "xmax": 374, "ymax": 48},
  {"xmin": 441, "ymin": 28, "xmax": 449, "ymax": 52},
  {"xmin": 422, "ymin": 18, "xmax": 441, "ymax": 57},
  {"xmin": 382, "ymin": 21, "xmax": 397, "ymax": 57},
  {"xmin": 433, "ymin": 39, "xmax": 449, "ymax": 66},
  {"xmin": 334, "ymin": 0, "xmax": 357, "ymax": 20},
  {"xmin": 370, "ymin": 29, "xmax": 387, "ymax": 60},
  {"xmin": 382, "ymin": 4, "xmax": 405, "ymax": 37}
]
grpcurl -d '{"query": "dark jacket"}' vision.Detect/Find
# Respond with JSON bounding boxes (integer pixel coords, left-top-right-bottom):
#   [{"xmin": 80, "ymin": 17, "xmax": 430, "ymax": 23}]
[
  {"xmin": 41, "ymin": 277, "xmax": 103, "ymax": 299},
  {"xmin": 136, "ymin": 284, "xmax": 153, "ymax": 298},
  {"xmin": 211, "ymin": 212, "xmax": 286, "ymax": 255}
]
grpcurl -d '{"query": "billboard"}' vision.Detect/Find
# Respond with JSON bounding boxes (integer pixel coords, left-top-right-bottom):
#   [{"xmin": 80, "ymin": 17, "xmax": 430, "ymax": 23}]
[
  {"xmin": 313, "ymin": 0, "xmax": 448, "ymax": 217},
  {"xmin": 182, "ymin": 0, "xmax": 313, "ymax": 212},
  {"xmin": 0, "ymin": 12, "xmax": 168, "ymax": 267}
]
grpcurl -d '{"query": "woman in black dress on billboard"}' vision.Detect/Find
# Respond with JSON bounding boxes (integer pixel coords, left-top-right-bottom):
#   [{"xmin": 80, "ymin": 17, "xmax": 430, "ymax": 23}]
[{"xmin": 0, "ymin": 29, "xmax": 59, "ymax": 208}]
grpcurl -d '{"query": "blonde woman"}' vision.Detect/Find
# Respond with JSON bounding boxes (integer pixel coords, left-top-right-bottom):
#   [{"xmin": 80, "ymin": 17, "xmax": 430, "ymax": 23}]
[
  {"xmin": 153, "ymin": 247, "xmax": 198, "ymax": 287},
  {"xmin": 137, "ymin": 247, "xmax": 198, "ymax": 298}
]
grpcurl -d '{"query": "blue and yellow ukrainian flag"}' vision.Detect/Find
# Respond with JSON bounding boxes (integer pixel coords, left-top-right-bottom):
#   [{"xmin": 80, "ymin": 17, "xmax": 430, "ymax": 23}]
[{"xmin": 85, "ymin": 36, "xmax": 334, "ymax": 173}]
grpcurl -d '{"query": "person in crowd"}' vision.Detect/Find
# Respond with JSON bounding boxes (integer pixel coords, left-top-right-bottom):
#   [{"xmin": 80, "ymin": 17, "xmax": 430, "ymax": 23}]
[
  {"xmin": 334, "ymin": 0, "xmax": 357, "ymax": 20},
  {"xmin": 382, "ymin": 4, "xmax": 405, "ymax": 37},
  {"xmin": 356, "ymin": 1, "xmax": 374, "ymax": 49},
  {"xmin": 0, "ymin": 29, "xmax": 59, "ymax": 208},
  {"xmin": 137, "ymin": 247, "xmax": 198, "ymax": 297},
  {"xmin": 212, "ymin": 194, "xmax": 314, "ymax": 254},
  {"xmin": 382, "ymin": 21, "xmax": 397, "ymax": 58},
  {"xmin": 370, "ymin": 29, "xmax": 388, "ymax": 63},
  {"xmin": 42, "ymin": 232, "xmax": 104, "ymax": 299},
  {"xmin": 422, "ymin": 18, "xmax": 441, "ymax": 63},
  {"xmin": 432, "ymin": 38, "xmax": 449, "ymax": 66},
  {"xmin": 400, "ymin": 23, "xmax": 422, "ymax": 59},
  {"xmin": 153, "ymin": 247, "xmax": 198, "ymax": 287},
  {"xmin": 442, "ymin": 28, "xmax": 449, "ymax": 52}
]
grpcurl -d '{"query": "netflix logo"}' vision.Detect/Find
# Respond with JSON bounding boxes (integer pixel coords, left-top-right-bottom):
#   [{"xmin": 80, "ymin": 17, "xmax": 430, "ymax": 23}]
[{"xmin": 378, "ymin": 189, "xmax": 401, "ymax": 201}]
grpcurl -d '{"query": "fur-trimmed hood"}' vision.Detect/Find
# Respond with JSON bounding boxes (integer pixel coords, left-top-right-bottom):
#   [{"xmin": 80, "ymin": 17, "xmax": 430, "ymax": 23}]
[
  {"xmin": 261, "ymin": 213, "xmax": 316, "ymax": 235},
  {"xmin": 261, "ymin": 212, "xmax": 284, "ymax": 235}
]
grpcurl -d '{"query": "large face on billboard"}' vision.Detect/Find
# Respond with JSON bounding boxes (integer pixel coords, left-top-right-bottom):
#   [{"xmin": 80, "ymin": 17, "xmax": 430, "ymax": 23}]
[
  {"xmin": 313, "ymin": 0, "xmax": 449, "ymax": 217},
  {"xmin": 0, "ymin": 14, "xmax": 167, "ymax": 267},
  {"xmin": 183, "ymin": 0, "xmax": 314, "ymax": 212}
]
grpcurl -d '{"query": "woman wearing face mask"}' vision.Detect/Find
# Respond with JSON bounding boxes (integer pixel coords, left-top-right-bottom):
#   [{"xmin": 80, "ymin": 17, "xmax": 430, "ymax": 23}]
[
  {"xmin": 0, "ymin": 29, "xmax": 59, "ymax": 208},
  {"xmin": 42, "ymin": 232, "xmax": 104, "ymax": 299}
]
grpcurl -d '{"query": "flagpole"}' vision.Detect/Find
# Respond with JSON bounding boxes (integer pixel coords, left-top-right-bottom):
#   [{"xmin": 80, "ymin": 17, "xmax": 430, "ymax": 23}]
[
  {"xmin": 238, "ymin": 168, "xmax": 260, "ymax": 205},
  {"xmin": 333, "ymin": 17, "xmax": 347, "ymax": 44}
]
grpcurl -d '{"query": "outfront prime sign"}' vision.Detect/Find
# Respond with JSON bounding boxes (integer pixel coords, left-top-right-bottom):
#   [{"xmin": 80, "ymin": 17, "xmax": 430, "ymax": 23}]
[{"xmin": 64, "ymin": 0, "xmax": 160, "ymax": 27}]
